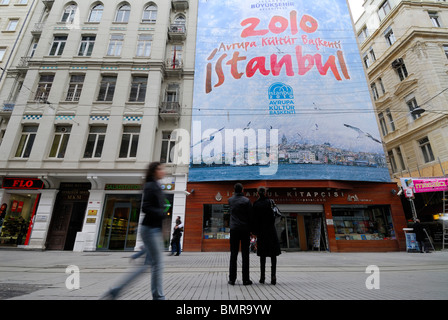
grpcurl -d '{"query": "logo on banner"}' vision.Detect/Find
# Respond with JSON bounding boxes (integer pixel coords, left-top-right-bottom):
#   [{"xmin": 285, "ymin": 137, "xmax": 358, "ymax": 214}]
[{"xmin": 268, "ymin": 82, "xmax": 296, "ymax": 115}]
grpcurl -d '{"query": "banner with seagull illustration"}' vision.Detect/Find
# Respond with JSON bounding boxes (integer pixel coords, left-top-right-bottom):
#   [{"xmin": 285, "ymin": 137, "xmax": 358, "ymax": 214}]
[{"xmin": 189, "ymin": 0, "xmax": 390, "ymax": 183}]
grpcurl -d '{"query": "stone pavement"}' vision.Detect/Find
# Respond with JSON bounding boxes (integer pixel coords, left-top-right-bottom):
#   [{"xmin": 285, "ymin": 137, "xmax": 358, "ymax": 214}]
[{"xmin": 0, "ymin": 249, "xmax": 447, "ymax": 301}]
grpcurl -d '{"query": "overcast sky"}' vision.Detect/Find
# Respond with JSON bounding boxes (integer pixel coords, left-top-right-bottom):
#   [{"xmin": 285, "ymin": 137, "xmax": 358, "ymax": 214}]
[{"xmin": 348, "ymin": 0, "xmax": 364, "ymax": 21}]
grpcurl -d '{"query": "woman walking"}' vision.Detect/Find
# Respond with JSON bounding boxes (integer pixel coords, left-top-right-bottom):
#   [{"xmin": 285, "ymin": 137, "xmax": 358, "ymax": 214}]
[
  {"xmin": 103, "ymin": 162, "xmax": 167, "ymax": 300},
  {"xmin": 253, "ymin": 186, "xmax": 281, "ymax": 285}
]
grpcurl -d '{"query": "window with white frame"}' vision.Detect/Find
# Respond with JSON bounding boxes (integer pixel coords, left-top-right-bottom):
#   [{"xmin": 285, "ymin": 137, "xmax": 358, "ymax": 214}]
[
  {"xmin": 97, "ymin": 75, "xmax": 117, "ymax": 101},
  {"xmin": 443, "ymin": 44, "xmax": 448, "ymax": 59},
  {"xmin": 418, "ymin": 137, "xmax": 435, "ymax": 163},
  {"xmin": 358, "ymin": 26, "xmax": 368, "ymax": 43},
  {"xmin": 392, "ymin": 58, "xmax": 408, "ymax": 81},
  {"xmin": 119, "ymin": 126, "xmax": 140, "ymax": 158},
  {"xmin": 388, "ymin": 150, "xmax": 397, "ymax": 173},
  {"xmin": 378, "ymin": 0, "xmax": 391, "ymax": 21},
  {"xmin": 395, "ymin": 147, "xmax": 405, "ymax": 170},
  {"xmin": 136, "ymin": 34, "xmax": 152, "ymax": 57},
  {"xmin": 0, "ymin": 0, "xmax": 10, "ymax": 5},
  {"xmin": 49, "ymin": 126, "xmax": 71, "ymax": 158},
  {"xmin": 378, "ymin": 77, "xmax": 385, "ymax": 95},
  {"xmin": 61, "ymin": 4, "xmax": 77, "ymax": 23},
  {"xmin": 84, "ymin": 126, "xmax": 106, "ymax": 158},
  {"xmin": 49, "ymin": 35, "xmax": 67, "ymax": 56},
  {"xmin": 115, "ymin": 4, "xmax": 131, "ymax": 23},
  {"xmin": 142, "ymin": 4, "xmax": 157, "ymax": 23},
  {"xmin": 161, "ymin": 131, "xmax": 176, "ymax": 164},
  {"xmin": 406, "ymin": 95, "xmax": 421, "ymax": 121},
  {"xmin": 66, "ymin": 74, "xmax": 85, "ymax": 102},
  {"xmin": 34, "ymin": 74, "xmax": 54, "ymax": 102},
  {"xmin": 429, "ymin": 12, "xmax": 441, "ymax": 27},
  {"xmin": 78, "ymin": 35, "xmax": 95, "ymax": 56},
  {"xmin": 384, "ymin": 27, "xmax": 396, "ymax": 46},
  {"xmin": 386, "ymin": 108, "xmax": 395, "ymax": 131},
  {"xmin": 15, "ymin": 125, "xmax": 38, "ymax": 158},
  {"xmin": 129, "ymin": 76, "xmax": 147, "ymax": 102},
  {"xmin": 89, "ymin": 4, "xmax": 103, "ymax": 22},
  {"xmin": 378, "ymin": 112, "xmax": 388, "ymax": 136},
  {"xmin": 371, "ymin": 83, "xmax": 379, "ymax": 101},
  {"xmin": 6, "ymin": 19, "xmax": 19, "ymax": 31},
  {"xmin": 107, "ymin": 34, "xmax": 123, "ymax": 56}
]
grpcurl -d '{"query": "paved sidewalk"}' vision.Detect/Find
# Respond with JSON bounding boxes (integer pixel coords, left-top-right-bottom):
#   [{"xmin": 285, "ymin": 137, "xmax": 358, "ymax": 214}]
[{"xmin": 0, "ymin": 249, "xmax": 447, "ymax": 300}]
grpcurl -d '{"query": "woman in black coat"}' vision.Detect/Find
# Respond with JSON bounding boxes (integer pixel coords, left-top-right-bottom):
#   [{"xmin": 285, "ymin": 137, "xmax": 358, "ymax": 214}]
[{"xmin": 253, "ymin": 186, "xmax": 281, "ymax": 285}]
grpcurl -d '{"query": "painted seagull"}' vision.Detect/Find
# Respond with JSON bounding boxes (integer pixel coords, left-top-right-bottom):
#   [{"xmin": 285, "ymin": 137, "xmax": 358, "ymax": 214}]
[
  {"xmin": 243, "ymin": 121, "xmax": 251, "ymax": 131},
  {"xmin": 343, "ymin": 124, "xmax": 382, "ymax": 144},
  {"xmin": 192, "ymin": 127, "xmax": 225, "ymax": 147}
]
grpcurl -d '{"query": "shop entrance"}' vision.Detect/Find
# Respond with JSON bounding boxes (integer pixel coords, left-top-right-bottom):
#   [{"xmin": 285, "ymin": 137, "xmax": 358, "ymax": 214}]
[
  {"xmin": 46, "ymin": 183, "xmax": 90, "ymax": 250},
  {"xmin": 276, "ymin": 205, "xmax": 327, "ymax": 251}
]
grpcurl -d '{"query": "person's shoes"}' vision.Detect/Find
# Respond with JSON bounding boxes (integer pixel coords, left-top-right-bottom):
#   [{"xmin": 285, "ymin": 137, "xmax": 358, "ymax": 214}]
[
  {"xmin": 243, "ymin": 280, "xmax": 253, "ymax": 285},
  {"xmin": 271, "ymin": 276, "xmax": 276, "ymax": 285},
  {"xmin": 228, "ymin": 280, "xmax": 235, "ymax": 285},
  {"xmin": 100, "ymin": 288, "xmax": 119, "ymax": 300},
  {"xmin": 174, "ymin": 253, "xmax": 180, "ymax": 256},
  {"xmin": 259, "ymin": 277, "xmax": 265, "ymax": 284}
]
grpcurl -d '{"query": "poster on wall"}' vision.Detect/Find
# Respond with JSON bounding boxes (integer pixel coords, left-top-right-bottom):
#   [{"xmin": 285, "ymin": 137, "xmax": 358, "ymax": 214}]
[{"xmin": 189, "ymin": 0, "xmax": 389, "ymax": 182}]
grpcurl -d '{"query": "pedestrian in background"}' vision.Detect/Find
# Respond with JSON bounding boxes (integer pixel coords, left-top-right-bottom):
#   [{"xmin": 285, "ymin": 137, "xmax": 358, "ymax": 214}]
[
  {"xmin": 253, "ymin": 186, "xmax": 281, "ymax": 285},
  {"xmin": 170, "ymin": 216, "xmax": 183, "ymax": 256},
  {"xmin": 228, "ymin": 183, "xmax": 253, "ymax": 285},
  {"xmin": 413, "ymin": 219, "xmax": 427, "ymax": 253},
  {"xmin": 103, "ymin": 162, "xmax": 167, "ymax": 300}
]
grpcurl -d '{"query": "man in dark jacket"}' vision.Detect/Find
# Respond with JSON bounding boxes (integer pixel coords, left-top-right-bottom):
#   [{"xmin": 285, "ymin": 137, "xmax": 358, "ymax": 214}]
[
  {"xmin": 228, "ymin": 183, "xmax": 253, "ymax": 285},
  {"xmin": 413, "ymin": 219, "xmax": 426, "ymax": 253}
]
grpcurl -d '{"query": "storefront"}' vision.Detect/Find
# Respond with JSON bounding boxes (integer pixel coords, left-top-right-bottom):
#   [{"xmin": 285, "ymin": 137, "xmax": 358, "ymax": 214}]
[
  {"xmin": 184, "ymin": 180, "xmax": 407, "ymax": 252},
  {"xmin": 0, "ymin": 177, "xmax": 43, "ymax": 247}
]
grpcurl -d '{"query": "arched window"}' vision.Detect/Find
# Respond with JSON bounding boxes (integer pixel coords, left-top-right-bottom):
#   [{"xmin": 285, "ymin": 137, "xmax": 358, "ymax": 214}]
[
  {"xmin": 115, "ymin": 4, "xmax": 131, "ymax": 23},
  {"xmin": 61, "ymin": 3, "xmax": 77, "ymax": 23},
  {"xmin": 174, "ymin": 15, "xmax": 186, "ymax": 26},
  {"xmin": 89, "ymin": 3, "xmax": 104, "ymax": 22},
  {"xmin": 142, "ymin": 4, "xmax": 157, "ymax": 23}
]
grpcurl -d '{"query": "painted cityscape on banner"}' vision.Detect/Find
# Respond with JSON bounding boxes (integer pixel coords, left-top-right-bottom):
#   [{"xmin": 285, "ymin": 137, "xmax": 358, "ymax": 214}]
[{"xmin": 189, "ymin": 0, "xmax": 390, "ymax": 182}]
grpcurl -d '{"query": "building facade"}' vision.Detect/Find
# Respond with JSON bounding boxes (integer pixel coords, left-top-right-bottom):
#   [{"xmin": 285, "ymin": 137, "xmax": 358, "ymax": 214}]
[
  {"xmin": 0, "ymin": 0, "xmax": 196, "ymax": 251},
  {"xmin": 354, "ymin": 0, "xmax": 448, "ymax": 235}
]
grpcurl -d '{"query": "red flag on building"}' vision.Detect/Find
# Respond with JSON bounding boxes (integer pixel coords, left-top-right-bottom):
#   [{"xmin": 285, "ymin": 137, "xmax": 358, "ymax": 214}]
[{"xmin": 172, "ymin": 47, "xmax": 176, "ymax": 69}]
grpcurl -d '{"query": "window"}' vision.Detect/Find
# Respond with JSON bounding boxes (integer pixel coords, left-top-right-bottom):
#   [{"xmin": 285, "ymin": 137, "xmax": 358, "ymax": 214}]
[
  {"xmin": 107, "ymin": 34, "xmax": 123, "ymax": 56},
  {"xmin": 49, "ymin": 36, "xmax": 67, "ymax": 56},
  {"xmin": 332, "ymin": 205, "xmax": 395, "ymax": 240},
  {"xmin": 142, "ymin": 4, "xmax": 157, "ymax": 23},
  {"xmin": 78, "ymin": 36, "xmax": 95, "ymax": 56},
  {"xmin": 160, "ymin": 131, "xmax": 176, "ymax": 163},
  {"xmin": 34, "ymin": 74, "xmax": 54, "ymax": 102},
  {"xmin": 357, "ymin": 26, "xmax": 368, "ymax": 43},
  {"xmin": 419, "ymin": 137, "xmax": 435, "ymax": 163},
  {"xmin": 61, "ymin": 4, "xmax": 77, "ymax": 23},
  {"xmin": 83, "ymin": 126, "xmax": 106, "ymax": 158},
  {"xmin": 97, "ymin": 76, "xmax": 117, "ymax": 101},
  {"xmin": 371, "ymin": 83, "xmax": 379, "ymax": 101},
  {"xmin": 203, "ymin": 204, "xmax": 230, "ymax": 240},
  {"xmin": 363, "ymin": 53, "xmax": 370, "ymax": 69},
  {"xmin": 15, "ymin": 125, "xmax": 38, "ymax": 158},
  {"xmin": 443, "ymin": 44, "xmax": 448, "ymax": 59},
  {"xmin": 0, "ymin": 0, "xmax": 10, "ymax": 4},
  {"xmin": 386, "ymin": 108, "xmax": 395, "ymax": 131},
  {"xmin": 166, "ymin": 83, "xmax": 179, "ymax": 103},
  {"xmin": 406, "ymin": 96, "xmax": 421, "ymax": 120},
  {"xmin": 396, "ymin": 147, "xmax": 405, "ymax": 170},
  {"xmin": 66, "ymin": 75, "xmax": 85, "ymax": 101},
  {"xmin": 388, "ymin": 150, "xmax": 397, "ymax": 173},
  {"xmin": 378, "ymin": 112, "xmax": 388, "ymax": 136},
  {"xmin": 49, "ymin": 126, "xmax": 71, "ymax": 158},
  {"xmin": 6, "ymin": 19, "xmax": 19, "ymax": 31},
  {"xmin": 0, "ymin": 48, "xmax": 5, "ymax": 61},
  {"xmin": 378, "ymin": 77, "xmax": 385, "ymax": 95},
  {"xmin": 129, "ymin": 76, "xmax": 147, "ymax": 102},
  {"xmin": 119, "ymin": 126, "xmax": 140, "ymax": 158},
  {"xmin": 115, "ymin": 4, "xmax": 131, "ymax": 23},
  {"xmin": 89, "ymin": 4, "xmax": 103, "ymax": 22},
  {"xmin": 384, "ymin": 27, "xmax": 396, "ymax": 46},
  {"xmin": 392, "ymin": 58, "xmax": 408, "ymax": 81},
  {"xmin": 429, "ymin": 12, "xmax": 441, "ymax": 27},
  {"xmin": 378, "ymin": 0, "xmax": 391, "ymax": 21},
  {"xmin": 18, "ymin": 0, "xmax": 28, "ymax": 4},
  {"xmin": 136, "ymin": 34, "xmax": 152, "ymax": 57}
]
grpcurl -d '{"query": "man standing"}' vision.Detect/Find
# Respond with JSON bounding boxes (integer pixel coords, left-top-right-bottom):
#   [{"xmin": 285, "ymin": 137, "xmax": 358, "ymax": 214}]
[{"xmin": 228, "ymin": 183, "xmax": 253, "ymax": 285}]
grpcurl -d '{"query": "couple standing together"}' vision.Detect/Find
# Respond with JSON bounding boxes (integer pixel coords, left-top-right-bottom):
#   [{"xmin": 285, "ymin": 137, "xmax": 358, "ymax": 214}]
[{"xmin": 228, "ymin": 183, "xmax": 281, "ymax": 286}]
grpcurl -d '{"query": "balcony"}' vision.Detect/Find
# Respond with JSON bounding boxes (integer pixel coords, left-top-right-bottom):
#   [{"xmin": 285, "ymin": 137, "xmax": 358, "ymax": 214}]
[
  {"xmin": 42, "ymin": 0, "xmax": 54, "ymax": 10},
  {"xmin": 1, "ymin": 101, "xmax": 15, "ymax": 115},
  {"xmin": 159, "ymin": 101, "xmax": 180, "ymax": 121},
  {"xmin": 168, "ymin": 24, "xmax": 186, "ymax": 41},
  {"xmin": 165, "ymin": 58, "xmax": 183, "ymax": 77},
  {"xmin": 172, "ymin": 0, "xmax": 189, "ymax": 11},
  {"xmin": 31, "ymin": 22, "xmax": 44, "ymax": 36}
]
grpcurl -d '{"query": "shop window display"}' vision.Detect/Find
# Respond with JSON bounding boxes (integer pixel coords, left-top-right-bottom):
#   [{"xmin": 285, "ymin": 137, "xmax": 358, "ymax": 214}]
[
  {"xmin": 0, "ymin": 194, "xmax": 39, "ymax": 246},
  {"xmin": 203, "ymin": 204, "xmax": 230, "ymax": 239},
  {"xmin": 332, "ymin": 205, "xmax": 395, "ymax": 240}
]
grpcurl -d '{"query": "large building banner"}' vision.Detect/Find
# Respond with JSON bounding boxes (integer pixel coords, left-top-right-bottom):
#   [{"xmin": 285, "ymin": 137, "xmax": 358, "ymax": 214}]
[{"xmin": 189, "ymin": 0, "xmax": 390, "ymax": 182}]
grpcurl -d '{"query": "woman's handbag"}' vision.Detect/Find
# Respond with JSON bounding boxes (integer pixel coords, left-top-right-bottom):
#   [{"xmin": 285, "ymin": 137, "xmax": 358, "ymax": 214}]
[{"xmin": 270, "ymin": 199, "xmax": 282, "ymax": 218}]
